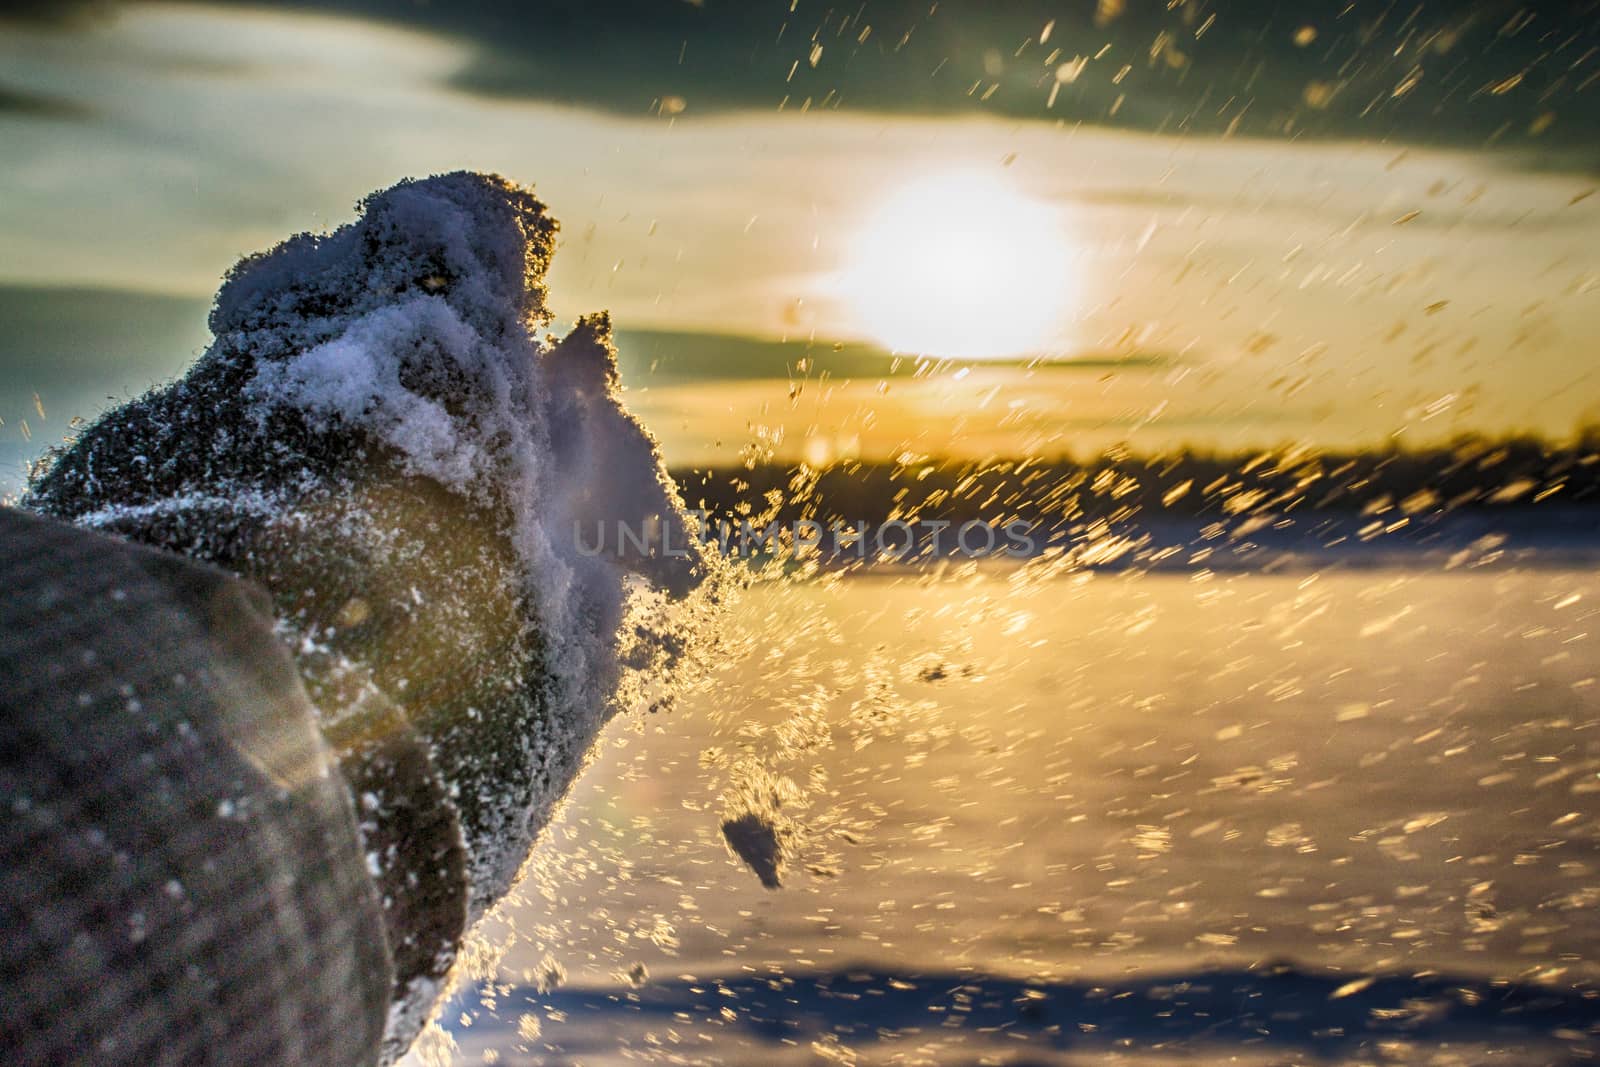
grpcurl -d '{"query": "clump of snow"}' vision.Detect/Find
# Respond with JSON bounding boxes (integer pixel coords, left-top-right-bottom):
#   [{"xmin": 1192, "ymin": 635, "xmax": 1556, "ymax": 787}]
[
  {"xmin": 718, "ymin": 759, "xmax": 804, "ymax": 889},
  {"xmin": 721, "ymin": 812, "xmax": 788, "ymax": 889},
  {"xmin": 250, "ymin": 301, "xmax": 488, "ymax": 489},
  {"xmin": 235, "ymin": 175, "xmax": 708, "ymax": 719},
  {"xmin": 25, "ymin": 171, "xmax": 726, "ymax": 1062}
]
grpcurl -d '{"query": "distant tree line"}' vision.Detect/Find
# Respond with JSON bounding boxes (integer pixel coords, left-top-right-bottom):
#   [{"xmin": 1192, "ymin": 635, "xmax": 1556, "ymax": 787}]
[{"xmin": 670, "ymin": 431, "xmax": 1600, "ymax": 531}]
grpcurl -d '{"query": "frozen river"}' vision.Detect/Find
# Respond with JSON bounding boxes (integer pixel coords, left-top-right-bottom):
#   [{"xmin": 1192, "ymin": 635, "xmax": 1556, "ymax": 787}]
[{"xmin": 418, "ymin": 564, "xmax": 1600, "ymax": 1064}]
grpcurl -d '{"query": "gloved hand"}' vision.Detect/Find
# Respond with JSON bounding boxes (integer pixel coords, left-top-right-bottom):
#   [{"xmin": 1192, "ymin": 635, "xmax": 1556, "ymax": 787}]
[{"xmin": 25, "ymin": 172, "xmax": 715, "ymax": 1061}]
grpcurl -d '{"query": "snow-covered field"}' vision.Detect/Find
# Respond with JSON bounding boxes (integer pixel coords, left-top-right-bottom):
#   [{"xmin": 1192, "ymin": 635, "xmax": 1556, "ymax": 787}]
[{"xmin": 417, "ymin": 564, "xmax": 1600, "ymax": 1064}]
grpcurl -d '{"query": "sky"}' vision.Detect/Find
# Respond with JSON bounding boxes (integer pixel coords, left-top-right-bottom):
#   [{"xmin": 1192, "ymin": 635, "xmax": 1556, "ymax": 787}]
[{"xmin": 0, "ymin": 0, "xmax": 1597, "ymax": 489}]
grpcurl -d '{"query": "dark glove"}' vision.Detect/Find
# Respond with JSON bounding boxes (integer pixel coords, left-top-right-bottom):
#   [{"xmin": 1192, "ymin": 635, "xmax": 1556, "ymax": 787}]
[
  {"xmin": 0, "ymin": 507, "xmax": 393, "ymax": 1067},
  {"xmin": 25, "ymin": 172, "xmax": 712, "ymax": 1061}
]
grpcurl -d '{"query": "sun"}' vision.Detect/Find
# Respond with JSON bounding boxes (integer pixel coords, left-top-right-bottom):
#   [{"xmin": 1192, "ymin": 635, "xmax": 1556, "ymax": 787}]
[{"xmin": 841, "ymin": 169, "xmax": 1076, "ymax": 360}]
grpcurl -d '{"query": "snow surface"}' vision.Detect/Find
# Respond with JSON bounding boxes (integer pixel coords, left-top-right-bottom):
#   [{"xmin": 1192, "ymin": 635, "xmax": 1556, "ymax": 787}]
[{"xmin": 427, "ymin": 568, "xmax": 1600, "ymax": 1065}]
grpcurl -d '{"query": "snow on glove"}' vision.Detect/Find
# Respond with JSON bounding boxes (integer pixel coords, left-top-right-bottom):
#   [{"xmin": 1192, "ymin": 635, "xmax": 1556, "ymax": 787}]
[{"xmin": 25, "ymin": 171, "xmax": 717, "ymax": 1061}]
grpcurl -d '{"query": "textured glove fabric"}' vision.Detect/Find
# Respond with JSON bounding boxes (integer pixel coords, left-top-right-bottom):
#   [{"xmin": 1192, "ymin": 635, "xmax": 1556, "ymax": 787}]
[{"xmin": 0, "ymin": 507, "xmax": 394, "ymax": 1067}]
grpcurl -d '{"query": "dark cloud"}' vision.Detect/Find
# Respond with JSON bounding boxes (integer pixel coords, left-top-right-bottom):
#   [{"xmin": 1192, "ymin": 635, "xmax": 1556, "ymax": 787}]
[
  {"xmin": 0, "ymin": 0, "xmax": 114, "ymax": 24},
  {"xmin": 0, "ymin": 284, "xmax": 211, "ymax": 494},
  {"xmin": 6, "ymin": 1, "xmax": 1599, "ymax": 158},
  {"xmin": 0, "ymin": 285, "xmax": 209, "ymax": 407},
  {"xmin": 0, "ymin": 83, "xmax": 94, "ymax": 120},
  {"xmin": 613, "ymin": 328, "xmax": 1177, "ymax": 384}
]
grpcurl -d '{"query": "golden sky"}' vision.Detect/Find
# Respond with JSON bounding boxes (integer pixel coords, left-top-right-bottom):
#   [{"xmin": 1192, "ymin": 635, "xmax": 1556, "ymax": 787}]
[{"xmin": 1, "ymin": 4, "xmax": 1597, "ymax": 474}]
